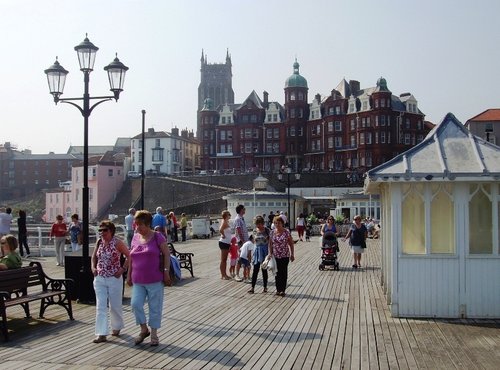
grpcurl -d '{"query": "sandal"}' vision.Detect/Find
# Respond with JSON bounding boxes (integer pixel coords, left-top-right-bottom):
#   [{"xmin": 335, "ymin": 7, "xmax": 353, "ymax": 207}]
[
  {"xmin": 93, "ymin": 335, "xmax": 107, "ymax": 343},
  {"xmin": 150, "ymin": 335, "xmax": 159, "ymax": 347},
  {"xmin": 263, "ymin": 288, "xmax": 268, "ymax": 293},
  {"xmin": 134, "ymin": 331, "xmax": 150, "ymax": 345}
]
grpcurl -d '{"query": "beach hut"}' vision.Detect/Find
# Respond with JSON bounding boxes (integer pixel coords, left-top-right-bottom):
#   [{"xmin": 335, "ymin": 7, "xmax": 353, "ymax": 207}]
[{"xmin": 364, "ymin": 113, "xmax": 500, "ymax": 318}]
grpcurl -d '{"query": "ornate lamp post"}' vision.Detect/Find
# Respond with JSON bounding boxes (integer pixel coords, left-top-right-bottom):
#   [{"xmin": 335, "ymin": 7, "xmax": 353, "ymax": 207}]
[
  {"xmin": 278, "ymin": 167, "xmax": 301, "ymax": 230},
  {"xmin": 44, "ymin": 35, "xmax": 128, "ymax": 303}
]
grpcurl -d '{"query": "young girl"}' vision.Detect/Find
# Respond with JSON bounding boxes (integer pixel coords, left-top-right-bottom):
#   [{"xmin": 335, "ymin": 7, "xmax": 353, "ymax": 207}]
[{"xmin": 228, "ymin": 236, "xmax": 239, "ymax": 278}]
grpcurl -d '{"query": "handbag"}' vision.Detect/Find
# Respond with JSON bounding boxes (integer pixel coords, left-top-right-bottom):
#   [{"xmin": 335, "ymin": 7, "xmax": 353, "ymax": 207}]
[
  {"xmin": 153, "ymin": 232, "xmax": 174, "ymax": 286},
  {"xmin": 153, "ymin": 232, "xmax": 165, "ymax": 272},
  {"xmin": 261, "ymin": 255, "xmax": 270, "ymax": 270}
]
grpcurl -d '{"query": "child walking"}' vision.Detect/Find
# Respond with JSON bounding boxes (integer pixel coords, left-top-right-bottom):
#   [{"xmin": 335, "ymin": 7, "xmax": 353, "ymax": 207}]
[
  {"xmin": 235, "ymin": 235, "xmax": 255, "ymax": 283},
  {"xmin": 228, "ymin": 237, "xmax": 239, "ymax": 278}
]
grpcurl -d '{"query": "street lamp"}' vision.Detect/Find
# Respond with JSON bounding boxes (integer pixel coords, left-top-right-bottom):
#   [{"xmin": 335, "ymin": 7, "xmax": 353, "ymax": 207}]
[
  {"xmin": 278, "ymin": 167, "xmax": 301, "ymax": 230},
  {"xmin": 44, "ymin": 35, "xmax": 128, "ymax": 303},
  {"xmin": 141, "ymin": 110, "xmax": 146, "ymax": 210}
]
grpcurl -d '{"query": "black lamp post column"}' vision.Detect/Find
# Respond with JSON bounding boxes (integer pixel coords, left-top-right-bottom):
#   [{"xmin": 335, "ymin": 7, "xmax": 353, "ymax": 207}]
[
  {"xmin": 81, "ymin": 70, "xmax": 90, "ymax": 295},
  {"xmin": 278, "ymin": 168, "xmax": 301, "ymax": 230},
  {"xmin": 141, "ymin": 109, "xmax": 146, "ymax": 210}
]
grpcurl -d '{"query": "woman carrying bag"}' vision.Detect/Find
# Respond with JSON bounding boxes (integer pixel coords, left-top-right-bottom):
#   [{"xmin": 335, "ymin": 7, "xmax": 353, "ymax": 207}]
[
  {"xmin": 127, "ymin": 210, "xmax": 171, "ymax": 347},
  {"xmin": 268, "ymin": 216, "xmax": 295, "ymax": 297},
  {"xmin": 343, "ymin": 215, "xmax": 367, "ymax": 269}
]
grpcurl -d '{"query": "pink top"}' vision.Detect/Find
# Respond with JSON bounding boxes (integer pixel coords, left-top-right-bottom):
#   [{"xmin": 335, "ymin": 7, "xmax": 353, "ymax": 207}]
[
  {"xmin": 130, "ymin": 232, "xmax": 165, "ymax": 284},
  {"xmin": 271, "ymin": 229, "xmax": 291, "ymax": 258},
  {"xmin": 96, "ymin": 237, "xmax": 121, "ymax": 278}
]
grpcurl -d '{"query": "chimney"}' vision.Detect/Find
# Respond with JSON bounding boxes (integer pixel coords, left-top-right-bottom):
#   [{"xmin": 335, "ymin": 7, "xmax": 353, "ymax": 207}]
[
  {"xmin": 263, "ymin": 91, "xmax": 269, "ymax": 109},
  {"xmin": 171, "ymin": 127, "xmax": 179, "ymax": 136},
  {"xmin": 147, "ymin": 128, "xmax": 155, "ymax": 134},
  {"xmin": 349, "ymin": 80, "xmax": 360, "ymax": 94},
  {"xmin": 315, "ymin": 93, "xmax": 321, "ymax": 103},
  {"xmin": 181, "ymin": 129, "xmax": 188, "ymax": 138},
  {"xmin": 188, "ymin": 131, "xmax": 194, "ymax": 139}
]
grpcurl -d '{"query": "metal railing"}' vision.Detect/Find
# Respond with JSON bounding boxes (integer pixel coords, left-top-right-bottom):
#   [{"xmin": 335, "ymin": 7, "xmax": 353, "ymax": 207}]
[{"xmin": 8, "ymin": 224, "xmax": 127, "ymax": 257}]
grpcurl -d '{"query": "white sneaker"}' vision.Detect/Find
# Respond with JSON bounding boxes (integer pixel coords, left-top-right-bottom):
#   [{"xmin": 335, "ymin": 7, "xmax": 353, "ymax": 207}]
[
  {"xmin": 244, "ymin": 279, "xmax": 252, "ymax": 284},
  {"xmin": 235, "ymin": 276, "xmax": 243, "ymax": 282}
]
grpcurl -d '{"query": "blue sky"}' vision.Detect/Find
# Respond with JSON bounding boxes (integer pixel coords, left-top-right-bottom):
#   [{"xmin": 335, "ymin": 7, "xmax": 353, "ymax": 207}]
[{"xmin": 1, "ymin": 0, "xmax": 499, "ymax": 153}]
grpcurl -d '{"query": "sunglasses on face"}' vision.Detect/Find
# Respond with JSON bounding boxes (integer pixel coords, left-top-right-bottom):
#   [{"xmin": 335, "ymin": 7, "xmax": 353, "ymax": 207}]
[{"xmin": 98, "ymin": 228, "xmax": 109, "ymax": 233}]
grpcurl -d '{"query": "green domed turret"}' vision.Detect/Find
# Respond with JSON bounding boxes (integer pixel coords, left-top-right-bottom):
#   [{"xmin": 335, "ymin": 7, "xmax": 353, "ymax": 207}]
[
  {"xmin": 376, "ymin": 77, "xmax": 389, "ymax": 92},
  {"xmin": 285, "ymin": 59, "xmax": 308, "ymax": 88},
  {"xmin": 201, "ymin": 97, "xmax": 214, "ymax": 111}
]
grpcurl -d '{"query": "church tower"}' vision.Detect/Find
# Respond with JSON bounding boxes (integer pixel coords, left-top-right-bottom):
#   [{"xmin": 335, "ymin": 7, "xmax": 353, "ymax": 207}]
[{"xmin": 197, "ymin": 49, "xmax": 234, "ymax": 138}]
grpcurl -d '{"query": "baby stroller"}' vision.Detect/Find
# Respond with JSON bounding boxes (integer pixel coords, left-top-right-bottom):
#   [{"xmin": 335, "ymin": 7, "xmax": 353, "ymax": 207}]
[{"xmin": 319, "ymin": 231, "xmax": 339, "ymax": 270}]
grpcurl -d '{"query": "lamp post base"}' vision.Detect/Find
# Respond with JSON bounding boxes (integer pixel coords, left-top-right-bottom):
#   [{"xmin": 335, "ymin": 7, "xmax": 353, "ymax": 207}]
[
  {"xmin": 64, "ymin": 254, "xmax": 95, "ymax": 304},
  {"xmin": 77, "ymin": 267, "xmax": 96, "ymax": 304}
]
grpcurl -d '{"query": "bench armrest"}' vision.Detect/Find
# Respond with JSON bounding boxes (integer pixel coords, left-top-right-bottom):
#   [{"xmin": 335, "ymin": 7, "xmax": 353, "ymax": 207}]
[
  {"xmin": 176, "ymin": 251, "xmax": 194, "ymax": 258},
  {"xmin": 46, "ymin": 277, "xmax": 74, "ymax": 292}
]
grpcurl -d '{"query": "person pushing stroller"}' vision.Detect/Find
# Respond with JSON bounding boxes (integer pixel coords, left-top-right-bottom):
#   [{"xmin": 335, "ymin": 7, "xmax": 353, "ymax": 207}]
[{"xmin": 319, "ymin": 216, "xmax": 340, "ymax": 270}]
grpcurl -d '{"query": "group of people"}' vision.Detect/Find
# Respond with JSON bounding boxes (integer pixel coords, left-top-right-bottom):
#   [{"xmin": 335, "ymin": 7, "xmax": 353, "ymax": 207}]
[
  {"xmin": 319, "ymin": 214, "xmax": 369, "ymax": 269},
  {"xmin": 218, "ymin": 205, "xmax": 295, "ymax": 296},
  {"xmin": 91, "ymin": 210, "xmax": 171, "ymax": 346},
  {"xmin": 48, "ymin": 214, "xmax": 83, "ymax": 266},
  {"xmin": 144, "ymin": 207, "xmax": 188, "ymax": 243}
]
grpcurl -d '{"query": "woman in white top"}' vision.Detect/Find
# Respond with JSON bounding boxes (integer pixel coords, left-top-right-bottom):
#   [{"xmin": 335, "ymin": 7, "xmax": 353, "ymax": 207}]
[
  {"xmin": 296, "ymin": 213, "xmax": 306, "ymax": 241},
  {"xmin": 218, "ymin": 210, "xmax": 232, "ymax": 280}
]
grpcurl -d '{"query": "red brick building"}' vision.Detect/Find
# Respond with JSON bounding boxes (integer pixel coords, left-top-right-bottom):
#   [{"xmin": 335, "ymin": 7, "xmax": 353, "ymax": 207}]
[
  {"xmin": 199, "ymin": 58, "xmax": 431, "ymax": 174},
  {"xmin": 0, "ymin": 142, "xmax": 79, "ymax": 201}
]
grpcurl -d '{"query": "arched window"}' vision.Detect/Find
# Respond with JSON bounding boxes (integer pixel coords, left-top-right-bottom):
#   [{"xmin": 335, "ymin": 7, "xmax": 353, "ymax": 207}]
[
  {"xmin": 430, "ymin": 184, "xmax": 455, "ymax": 253},
  {"xmin": 469, "ymin": 184, "xmax": 492, "ymax": 254},
  {"xmin": 402, "ymin": 184, "xmax": 425, "ymax": 254}
]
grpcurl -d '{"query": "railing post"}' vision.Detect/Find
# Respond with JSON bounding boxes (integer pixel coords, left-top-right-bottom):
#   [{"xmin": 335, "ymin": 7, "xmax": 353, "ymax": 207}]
[{"xmin": 37, "ymin": 227, "xmax": 44, "ymax": 257}]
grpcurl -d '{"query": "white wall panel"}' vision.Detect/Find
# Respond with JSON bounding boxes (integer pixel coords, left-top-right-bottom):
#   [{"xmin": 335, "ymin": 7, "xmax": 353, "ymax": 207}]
[
  {"xmin": 398, "ymin": 257, "xmax": 459, "ymax": 317},
  {"xmin": 465, "ymin": 258, "xmax": 500, "ymax": 317}
]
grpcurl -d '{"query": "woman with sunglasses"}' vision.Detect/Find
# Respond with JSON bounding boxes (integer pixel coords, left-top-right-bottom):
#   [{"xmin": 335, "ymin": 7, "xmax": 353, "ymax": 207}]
[
  {"xmin": 320, "ymin": 216, "xmax": 338, "ymax": 237},
  {"xmin": 91, "ymin": 220, "xmax": 130, "ymax": 343}
]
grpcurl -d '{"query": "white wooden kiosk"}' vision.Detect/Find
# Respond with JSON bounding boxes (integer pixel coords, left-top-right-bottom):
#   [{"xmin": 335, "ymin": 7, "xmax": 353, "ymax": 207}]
[{"xmin": 364, "ymin": 113, "xmax": 500, "ymax": 318}]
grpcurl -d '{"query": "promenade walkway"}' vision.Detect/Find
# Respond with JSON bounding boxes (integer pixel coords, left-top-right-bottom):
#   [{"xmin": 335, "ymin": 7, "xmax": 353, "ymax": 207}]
[{"xmin": 0, "ymin": 235, "xmax": 499, "ymax": 369}]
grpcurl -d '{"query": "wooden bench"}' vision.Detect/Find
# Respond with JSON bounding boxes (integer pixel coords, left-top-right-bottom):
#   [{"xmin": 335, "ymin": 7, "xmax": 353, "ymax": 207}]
[
  {"xmin": 0, "ymin": 261, "xmax": 74, "ymax": 341},
  {"xmin": 168, "ymin": 243, "xmax": 194, "ymax": 277}
]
